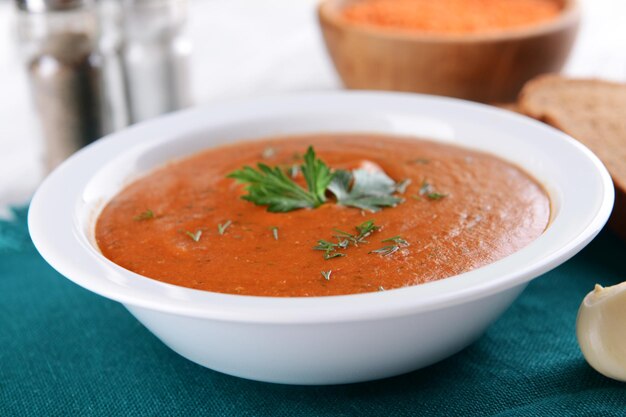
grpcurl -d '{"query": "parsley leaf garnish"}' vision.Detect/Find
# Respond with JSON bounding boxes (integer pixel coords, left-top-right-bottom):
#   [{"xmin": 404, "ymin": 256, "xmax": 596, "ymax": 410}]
[
  {"xmin": 229, "ymin": 146, "xmax": 408, "ymax": 213},
  {"xmin": 228, "ymin": 146, "xmax": 333, "ymax": 212},
  {"xmin": 301, "ymin": 146, "xmax": 334, "ymax": 206},
  {"xmin": 327, "ymin": 169, "xmax": 405, "ymax": 212}
]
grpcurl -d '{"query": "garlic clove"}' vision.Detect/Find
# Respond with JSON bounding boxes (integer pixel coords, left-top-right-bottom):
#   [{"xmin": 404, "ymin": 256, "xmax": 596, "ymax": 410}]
[{"xmin": 576, "ymin": 282, "xmax": 626, "ymax": 382}]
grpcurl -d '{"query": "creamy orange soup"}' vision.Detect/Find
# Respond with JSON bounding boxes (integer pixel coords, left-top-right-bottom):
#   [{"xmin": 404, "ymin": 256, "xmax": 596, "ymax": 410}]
[{"xmin": 96, "ymin": 134, "xmax": 550, "ymax": 297}]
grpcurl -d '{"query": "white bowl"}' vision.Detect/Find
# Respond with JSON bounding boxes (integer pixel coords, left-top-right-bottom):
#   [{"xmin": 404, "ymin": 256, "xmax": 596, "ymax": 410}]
[{"xmin": 29, "ymin": 92, "xmax": 613, "ymax": 385}]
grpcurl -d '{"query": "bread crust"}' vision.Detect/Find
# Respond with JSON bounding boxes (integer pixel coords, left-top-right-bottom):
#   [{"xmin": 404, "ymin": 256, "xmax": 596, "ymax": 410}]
[{"xmin": 517, "ymin": 75, "xmax": 626, "ymax": 239}]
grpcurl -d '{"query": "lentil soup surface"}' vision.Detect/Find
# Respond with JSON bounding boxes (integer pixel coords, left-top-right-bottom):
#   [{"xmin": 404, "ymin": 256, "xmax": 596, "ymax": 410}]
[{"xmin": 96, "ymin": 134, "xmax": 550, "ymax": 297}]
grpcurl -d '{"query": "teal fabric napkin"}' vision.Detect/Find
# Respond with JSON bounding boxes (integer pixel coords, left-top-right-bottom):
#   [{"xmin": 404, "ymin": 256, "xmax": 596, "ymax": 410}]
[{"xmin": 1, "ymin": 206, "xmax": 624, "ymax": 416}]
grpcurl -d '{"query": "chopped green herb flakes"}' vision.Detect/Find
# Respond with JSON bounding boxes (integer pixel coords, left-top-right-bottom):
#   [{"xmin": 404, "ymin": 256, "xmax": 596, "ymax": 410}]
[
  {"xmin": 418, "ymin": 179, "xmax": 448, "ymax": 201},
  {"xmin": 370, "ymin": 235, "xmax": 410, "ymax": 257},
  {"xmin": 314, "ymin": 220, "xmax": 380, "ymax": 260},
  {"xmin": 133, "ymin": 209, "xmax": 154, "ymax": 221},
  {"xmin": 218, "ymin": 220, "xmax": 232, "ymax": 235},
  {"xmin": 185, "ymin": 230, "xmax": 202, "ymax": 242}
]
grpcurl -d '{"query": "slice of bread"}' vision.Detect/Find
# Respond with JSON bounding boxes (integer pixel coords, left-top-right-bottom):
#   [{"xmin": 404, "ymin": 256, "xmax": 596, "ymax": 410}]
[{"xmin": 518, "ymin": 75, "xmax": 626, "ymax": 238}]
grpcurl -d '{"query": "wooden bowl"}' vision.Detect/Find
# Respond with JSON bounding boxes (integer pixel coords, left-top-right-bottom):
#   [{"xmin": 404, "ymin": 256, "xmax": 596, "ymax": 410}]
[{"xmin": 318, "ymin": 0, "xmax": 580, "ymax": 103}]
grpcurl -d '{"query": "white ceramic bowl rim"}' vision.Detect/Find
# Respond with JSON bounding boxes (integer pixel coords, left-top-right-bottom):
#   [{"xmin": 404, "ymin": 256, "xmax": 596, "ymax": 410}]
[{"xmin": 28, "ymin": 92, "xmax": 613, "ymax": 324}]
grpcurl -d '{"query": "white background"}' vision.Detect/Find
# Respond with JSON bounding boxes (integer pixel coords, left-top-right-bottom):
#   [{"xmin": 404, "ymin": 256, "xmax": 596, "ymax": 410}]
[{"xmin": 0, "ymin": 0, "xmax": 625, "ymax": 217}]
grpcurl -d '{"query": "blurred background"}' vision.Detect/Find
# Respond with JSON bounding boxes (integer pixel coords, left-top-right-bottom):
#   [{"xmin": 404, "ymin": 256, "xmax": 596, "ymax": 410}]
[{"xmin": 0, "ymin": 0, "xmax": 625, "ymax": 218}]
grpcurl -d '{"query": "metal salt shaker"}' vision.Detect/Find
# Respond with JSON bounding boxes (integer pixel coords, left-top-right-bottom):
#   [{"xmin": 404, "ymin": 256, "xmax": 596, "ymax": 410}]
[{"xmin": 120, "ymin": 0, "xmax": 192, "ymax": 123}]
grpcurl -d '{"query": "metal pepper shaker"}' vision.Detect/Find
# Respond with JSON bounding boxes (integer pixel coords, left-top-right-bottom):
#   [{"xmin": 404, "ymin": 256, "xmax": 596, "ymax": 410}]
[{"xmin": 15, "ymin": 0, "xmax": 104, "ymax": 172}]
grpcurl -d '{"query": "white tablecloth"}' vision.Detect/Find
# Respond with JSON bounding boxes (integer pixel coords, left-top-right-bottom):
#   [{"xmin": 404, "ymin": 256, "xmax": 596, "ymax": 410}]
[{"xmin": 0, "ymin": 0, "xmax": 625, "ymax": 218}]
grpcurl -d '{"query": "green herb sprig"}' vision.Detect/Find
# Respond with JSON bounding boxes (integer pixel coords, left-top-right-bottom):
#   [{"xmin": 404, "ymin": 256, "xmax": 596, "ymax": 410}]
[
  {"xmin": 229, "ymin": 146, "xmax": 407, "ymax": 213},
  {"xmin": 228, "ymin": 146, "xmax": 333, "ymax": 212}
]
